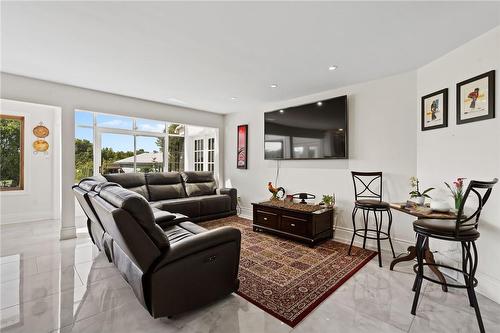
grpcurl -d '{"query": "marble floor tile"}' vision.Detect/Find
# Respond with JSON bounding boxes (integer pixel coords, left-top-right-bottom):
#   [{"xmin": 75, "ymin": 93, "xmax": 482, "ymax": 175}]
[
  {"xmin": 293, "ymin": 297, "xmax": 406, "ymax": 333},
  {"xmin": 0, "ymin": 256, "xmax": 38, "ymax": 283},
  {"xmin": 74, "ymin": 260, "xmax": 120, "ymax": 285},
  {"xmin": 325, "ymin": 259, "xmax": 427, "ymax": 331},
  {"xmin": 0, "ymin": 265, "xmax": 82, "ymax": 308},
  {"xmin": 171, "ymin": 294, "xmax": 292, "ymax": 333},
  {"xmin": 408, "ymin": 281, "xmax": 500, "ymax": 333}
]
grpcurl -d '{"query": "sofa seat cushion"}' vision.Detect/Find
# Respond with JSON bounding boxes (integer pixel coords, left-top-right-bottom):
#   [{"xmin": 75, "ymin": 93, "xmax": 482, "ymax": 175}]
[
  {"xmin": 103, "ymin": 173, "xmax": 149, "ymax": 200},
  {"xmin": 146, "ymin": 172, "xmax": 186, "ymax": 201},
  {"xmin": 197, "ymin": 194, "xmax": 231, "ymax": 215},
  {"xmin": 150, "ymin": 197, "xmax": 201, "ymax": 218}
]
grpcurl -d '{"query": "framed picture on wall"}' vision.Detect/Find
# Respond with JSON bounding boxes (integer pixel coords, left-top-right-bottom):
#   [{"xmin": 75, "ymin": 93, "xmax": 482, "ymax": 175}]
[
  {"xmin": 237, "ymin": 124, "xmax": 248, "ymax": 169},
  {"xmin": 457, "ymin": 70, "xmax": 495, "ymax": 124},
  {"xmin": 421, "ymin": 88, "xmax": 448, "ymax": 131}
]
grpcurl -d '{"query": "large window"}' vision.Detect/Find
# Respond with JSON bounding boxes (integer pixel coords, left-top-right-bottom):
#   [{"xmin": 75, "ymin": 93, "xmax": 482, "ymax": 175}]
[
  {"xmin": 75, "ymin": 111, "xmax": 94, "ymax": 182},
  {"xmin": 168, "ymin": 124, "xmax": 184, "ymax": 172},
  {"xmin": 75, "ymin": 111, "xmax": 205, "ymax": 181},
  {"xmin": 0, "ymin": 115, "xmax": 24, "ymax": 191}
]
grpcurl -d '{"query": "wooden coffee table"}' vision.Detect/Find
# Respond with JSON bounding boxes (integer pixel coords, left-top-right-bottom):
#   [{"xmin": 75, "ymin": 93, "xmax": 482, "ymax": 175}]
[
  {"xmin": 389, "ymin": 203, "xmax": 458, "ymax": 292},
  {"xmin": 252, "ymin": 200, "xmax": 334, "ymax": 247}
]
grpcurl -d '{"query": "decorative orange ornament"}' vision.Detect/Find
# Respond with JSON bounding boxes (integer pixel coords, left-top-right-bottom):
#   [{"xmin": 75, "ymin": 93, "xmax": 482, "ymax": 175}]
[
  {"xmin": 33, "ymin": 124, "xmax": 49, "ymax": 138},
  {"xmin": 33, "ymin": 139, "xmax": 49, "ymax": 152}
]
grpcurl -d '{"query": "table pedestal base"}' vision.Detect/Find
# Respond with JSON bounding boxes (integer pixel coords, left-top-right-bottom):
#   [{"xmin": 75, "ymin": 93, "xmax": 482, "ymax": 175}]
[{"xmin": 390, "ymin": 244, "xmax": 448, "ymax": 292}]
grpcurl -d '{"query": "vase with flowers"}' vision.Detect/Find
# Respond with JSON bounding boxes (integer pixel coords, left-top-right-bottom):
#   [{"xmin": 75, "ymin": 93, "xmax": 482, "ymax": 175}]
[
  {"xmin": 445, "ymin": 178, "xmax": 466, "ymax": 210},
  {"xmin": 409, "ymin": 177, "xmax": 434, "ymax": 205}
]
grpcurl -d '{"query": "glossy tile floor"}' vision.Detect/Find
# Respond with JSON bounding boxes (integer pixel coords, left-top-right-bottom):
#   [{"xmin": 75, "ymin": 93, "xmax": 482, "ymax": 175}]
[{"xmin": 1, "ymin": 218, "xmax": 500, "ymax": 333}]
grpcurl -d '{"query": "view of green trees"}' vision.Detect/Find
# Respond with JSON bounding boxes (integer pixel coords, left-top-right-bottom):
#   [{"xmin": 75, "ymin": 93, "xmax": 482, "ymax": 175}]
[
  {"xmin": 74, "ymin": 124, "xmax": 185, "ymax": 182},
  {"xmin": 0, "ymin": 117, "xmax": 23, "ymax": 190}
]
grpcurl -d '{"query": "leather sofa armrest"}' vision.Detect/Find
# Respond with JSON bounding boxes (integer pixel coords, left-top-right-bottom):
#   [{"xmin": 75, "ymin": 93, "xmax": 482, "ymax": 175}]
[
  {"xmin": 217, "ymin": 188, "xmax": 237, "ymax": 211},
  {"xmin": 153, "ymin": 226, "xmax": 241, "ymax": 272}
]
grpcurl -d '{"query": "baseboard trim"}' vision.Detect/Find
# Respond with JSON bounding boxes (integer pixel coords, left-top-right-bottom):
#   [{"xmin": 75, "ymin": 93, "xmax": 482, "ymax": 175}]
[
  {"xmin": 476, "ymin": 271, "xmax": 500, "ymax": 304},
  {"xmin": 0, "ymin": 211, "xmax": 54, "ymax": 225},
  {"xmin": 334, "ymin": 225, "xmax": 414, "ymax": 254},
  {"xmin": 239, "ymin": 205, "xmax": 252, "ymax": 220},
  {"xmin": 60, "ymin": 226, "xmax": 77, "ymax": 240}
]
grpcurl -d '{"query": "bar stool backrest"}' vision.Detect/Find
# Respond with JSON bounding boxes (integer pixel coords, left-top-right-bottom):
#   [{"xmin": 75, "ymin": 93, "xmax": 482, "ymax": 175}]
[
  {"xmin": 455, "ymin": 178, "xmax": 498, "ymax": 237},
  {"xmin": 351, "ymin": 171, "xmax": 383, "ymax": 202}
]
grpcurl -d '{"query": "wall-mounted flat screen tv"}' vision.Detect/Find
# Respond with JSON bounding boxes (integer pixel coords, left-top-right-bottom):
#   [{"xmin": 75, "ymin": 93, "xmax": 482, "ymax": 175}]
[{"xmin": 264, "ymin": 95, "xmax": 348, "ymax": 160}]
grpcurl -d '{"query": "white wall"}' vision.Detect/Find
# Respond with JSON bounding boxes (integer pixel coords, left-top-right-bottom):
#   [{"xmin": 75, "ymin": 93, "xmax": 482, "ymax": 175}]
[
  {"xmin": 0, "ymin": 73, "xmax": 225, "ymax": 239},
  {"xmin": 417, "ymin": 26, "xmax": 500, "ymax": 303},
  {"xmin": 0, "ymin": 99, "xmax": 61, "ymax": 224},
  {"xmin": 224, "ymin": 71, "xmax": 418, "ymax": 252}
]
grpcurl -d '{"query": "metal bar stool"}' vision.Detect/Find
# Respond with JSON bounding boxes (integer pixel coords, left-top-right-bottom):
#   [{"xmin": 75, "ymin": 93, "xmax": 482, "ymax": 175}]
[
  {"xmin": 348, "ymin": 171, "xmax": 396, "ymax": 267},
  {"xmin": 411, "ymin": 178, "xmax": 497, "ymax": 333}
]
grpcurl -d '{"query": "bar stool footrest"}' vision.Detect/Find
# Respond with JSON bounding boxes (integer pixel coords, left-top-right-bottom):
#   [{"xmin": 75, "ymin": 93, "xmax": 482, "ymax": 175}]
[
  {"xmin": 413, "ymin": 263, "xmax": 478, "ymax": 289},
  {"xmin": 354, "ymin": 228, "xmax": 391, "ymax": 240}
]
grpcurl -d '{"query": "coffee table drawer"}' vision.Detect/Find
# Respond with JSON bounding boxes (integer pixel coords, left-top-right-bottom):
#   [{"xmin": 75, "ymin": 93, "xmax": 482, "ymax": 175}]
[
  {"xmin": 255, "ymin": 210, "xmax": 279, "ymax": 229},
  {"xmin": 281, "ymin": 215, "xmax": 308, "ymax": 237}
]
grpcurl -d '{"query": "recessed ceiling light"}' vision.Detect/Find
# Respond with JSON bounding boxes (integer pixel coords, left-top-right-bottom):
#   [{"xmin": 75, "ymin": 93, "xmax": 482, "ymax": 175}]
[
  {"xmin": 317, "ymin": 101, "xmax": 323, "ymax": 106},
  {"xmin": 328, "ymin": 65, "xmax": 338, "ymax": 71},
  {"xmin": 339, "ymin": 128, "xmax": 344, "ymax": 131},
  {"xmin": 279, "ymin": 109, "xmax": 284, "ymax": 113},
  {"xmin": 270, "ymin": 84, "xmax": 278, "ymax": 88},
  {"xmin": 231, "ymin": 97, "xmax": 237, "ymax": 100}
]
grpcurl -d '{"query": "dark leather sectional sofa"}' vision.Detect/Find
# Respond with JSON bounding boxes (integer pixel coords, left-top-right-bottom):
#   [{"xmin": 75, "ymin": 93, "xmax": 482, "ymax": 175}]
[{"xmin": 73, "ymin": 171, "xmax": 241, "ymax": 318}]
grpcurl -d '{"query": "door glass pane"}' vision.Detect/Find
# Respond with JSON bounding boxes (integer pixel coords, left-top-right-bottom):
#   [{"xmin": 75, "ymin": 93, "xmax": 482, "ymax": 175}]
[
  {"xmin": 136, "ymin": 119, "xmax": 165, "ymax": 133},
  {"xmin": 75, "ymin": 110, "xmax": 93, "ymax": 126},
  {"xmin": 135, "ymin": 136, "xmax": 164, "ymax": 173},
  {"xmin": 100, "ymin": 133, "xmax": 134, "ymax": 174},
  {"xmin": 96, "ymin": 114, "xmax": 133, "ymax": 130},
  {"xmin": 194, "ymin": 139, "xmax": 204, "ymax": 171},
  {"xmin": 0, "ymin": 116, "xmax": 24, "ymax": 190},
  {"xmin": 75, "ymin": 127, "xmax": 94, "ymax": 182},
  {"xmin": 208, "ymin": 137, "xmax": 215, "ymax": 172}
]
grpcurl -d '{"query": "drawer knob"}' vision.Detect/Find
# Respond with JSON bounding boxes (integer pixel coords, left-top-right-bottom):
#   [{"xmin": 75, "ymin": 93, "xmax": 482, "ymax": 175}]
[
  {"xmin": 263, "ymin": 217, "xmax": 268, "ymax": 221},
  {"xmin": 291, "ymin": 223, "xmax": 295, "ymax": 227}
]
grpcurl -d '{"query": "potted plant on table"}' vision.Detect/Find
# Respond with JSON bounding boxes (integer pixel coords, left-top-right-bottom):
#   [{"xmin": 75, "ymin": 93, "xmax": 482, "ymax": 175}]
[
  {"xmin": 445, "ymin": 177, "xmax": 466, "ymax": 210},
  {"xmin": 321, "ymin": 194, "xmax": 335, "ymax": 208},
  {"xmin": 409, "ymin": 177, "xmax": 434, "ymax": 205}
]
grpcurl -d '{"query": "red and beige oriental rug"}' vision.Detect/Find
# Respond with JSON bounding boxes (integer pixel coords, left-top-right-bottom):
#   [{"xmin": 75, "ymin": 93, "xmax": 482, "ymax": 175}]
[{"xmin": 201, "ymin": 216, "xmax": 376, "ymax": 327}]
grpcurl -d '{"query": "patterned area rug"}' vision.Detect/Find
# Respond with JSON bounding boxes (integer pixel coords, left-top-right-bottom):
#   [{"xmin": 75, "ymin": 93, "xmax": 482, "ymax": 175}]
[{"xmin": 200, "ymin": 216, "xmax": 376, "ymax": 327}]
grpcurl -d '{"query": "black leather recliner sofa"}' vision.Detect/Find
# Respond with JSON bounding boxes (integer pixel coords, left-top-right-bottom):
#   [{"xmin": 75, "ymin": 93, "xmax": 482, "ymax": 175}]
[
  {"xmin": 74, "ymin": 180, "xmax": 241, "ymax": 318},
  {"xmin": 103, "ymin": 171, "xmax": 237, "ymax": 226}
]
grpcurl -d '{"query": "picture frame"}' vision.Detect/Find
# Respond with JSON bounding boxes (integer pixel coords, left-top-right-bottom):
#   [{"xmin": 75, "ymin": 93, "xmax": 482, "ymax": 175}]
[
  {"xmin": 237, "ymin": 124, "xmax": 248, "ymax": 169},
  {"xmin": 457, "ymin": 70, "xmax": 495, "ymax": 124},
  {"xmin": 421, "ymin": 88, "xmax": 448, "ymax": 131}
]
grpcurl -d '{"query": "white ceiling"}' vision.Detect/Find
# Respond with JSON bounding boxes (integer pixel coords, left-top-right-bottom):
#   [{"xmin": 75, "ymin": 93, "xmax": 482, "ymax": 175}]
[{"xmin": 2, "ymin": 1, "xmax": 500, "ymax": 114}]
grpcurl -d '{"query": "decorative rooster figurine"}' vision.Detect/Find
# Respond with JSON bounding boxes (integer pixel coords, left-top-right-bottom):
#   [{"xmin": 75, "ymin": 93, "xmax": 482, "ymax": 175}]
[{"xmin": 268, "ymin": 182, "xmax": 285, "ymax": 200}]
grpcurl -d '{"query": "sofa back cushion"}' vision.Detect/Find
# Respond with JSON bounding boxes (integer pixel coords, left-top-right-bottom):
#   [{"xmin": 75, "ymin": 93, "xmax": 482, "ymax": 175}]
[
  {"xmin": 97, "ymin": 184, "xmax": 169, "ymax": 250},
  {"xmin": 181, "ymin": 171, "xmax": 216, "ymax": 197},
  {"xmin": 145, "ymin": 172, "xmax": 186, "ymax": 201},
  {"xmin": 103, "ymin": 173, "xmax": 149, "ymax": 200}
]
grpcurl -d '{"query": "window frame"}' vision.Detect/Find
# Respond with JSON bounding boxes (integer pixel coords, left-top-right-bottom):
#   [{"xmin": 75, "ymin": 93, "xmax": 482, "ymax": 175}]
[{"xmin": 0, "ymin": 114, "xmax": 25, "ymax": 191}]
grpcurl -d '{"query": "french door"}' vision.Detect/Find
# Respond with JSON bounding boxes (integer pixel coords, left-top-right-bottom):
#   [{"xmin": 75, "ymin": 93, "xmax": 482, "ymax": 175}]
[{"xmin": 191, "ymin": 136, "xmax": 216, "ymax": 172}]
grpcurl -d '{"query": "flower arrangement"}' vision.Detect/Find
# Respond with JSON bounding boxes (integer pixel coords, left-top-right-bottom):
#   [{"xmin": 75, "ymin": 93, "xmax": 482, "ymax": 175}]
[
  {"xmin": 445, "ymin": 178, "xmax": 466, "ymax": 210},
  {"xmin": 409, "ymin": 177, "xmax": 434, "ymax": 202}
]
